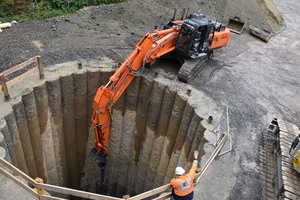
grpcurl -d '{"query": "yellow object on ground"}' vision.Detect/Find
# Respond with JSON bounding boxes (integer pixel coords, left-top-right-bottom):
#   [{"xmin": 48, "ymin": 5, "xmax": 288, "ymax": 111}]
[
  {"xmin": 0, "ymin": 23, "xmax": 12, "ymax": 29},
  {"xmin": 293, "ymin": 154, "xmax": 300, "ymax": 173}
]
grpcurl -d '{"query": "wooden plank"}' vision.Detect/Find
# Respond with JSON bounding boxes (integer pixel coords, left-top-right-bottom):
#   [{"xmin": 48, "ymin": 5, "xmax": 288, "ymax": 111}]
[
  {"xmin": 280, "ymin": 148, "xmax": 295, "ymax": 159},
  {"xmin": 280, "ymin": 134, "xmax": 295, "ymax": 143},
  {"xmin": 281, "ymin": 155, "xmax": 295, "ymax": 165},
  {"xmin": 282, "ymin": 170, "xmax": 300, "ymax": 186},
  {"xmin": 279, "ymin": 131, "xmax": 296, "ymax": 140},
  {"xmin": 282, "ymin": 170, "xmax": 300, "ymax": 183},
  {"xmin": 282, "ymin": 176, "xmax": 300, "ymax": 190},
  {"xmin": 194, "ymin": 132, "xmax": 227, "ymax": 183},
  {"xmin": 279, "ymin": 128, "xmax": 289, "ymax": 134},
  {"xmin": 0, "ymin": 73, "xmax": 9, "ymax": 99},
  {"xmin": 283, "ymin": 184, "xmax": 300, "ymax": 196},
  {"xmin": 37, "ymin": 56, "xmax": 44, "ymax": 79},
  {"xmin": 288, "ymin": 124, "xmax": 299, "ymax": 135},
  {"xmin": 278, "ymin": 120, "xmax": 299, "ymax": 132},
  {"xmin": 280, "ymin": 148, "xmax": 291, "ymax": 158},
  {"xmin": 280, "ymin": 153, "xmax": 295, "ymax": 163},
  {"xmin": 2, "ymin": 56, "xmax": 38, "ymax": 77},
  {"xmin": 152, "ymin": 192, "xmax": 172, "ymax": 200},
  {"xmin": 281, "ymin": 161, "xmax": 300, "ymax": 174},
  {"xmin": 280, "ymin": 132, "xmax": 298, "ymax": 142},
  {"xmin": 281, "ymin": 165, "xmax": 297, "ymax": 177},
  {"xmin": 36, "ymin": 183, "xmax": 122, "ymax": 200},
  {"xmin": 279, "ymin": 121, "xmax": 300, "ymax": 136},
  {"xmin": 129, "ymin": 184, "xmax": 172, "ymax": 200},
  {"xmin": 282, "ymin": 166, "xmax": 300, "ymax": 179},
  {"xmin": 130, "ymin": 132, "xmax": 228, "ymax": 200},
  {"xmin": 281, "ymin": 160, "xmax": 298, "ymax": 172},
  {"xmin": 6, "ymin": 67, "xmax": 39, "ymax": 88},
  {"xmin": 279, "ymin": 140, "xmax": 293, "ymax": 149},
  {"xmin": 0, "ymin": 157, "xmax": 37, "ymax": 187},
  {"xmin": 0, "ymin": 158, "xmax": 121, "ymax": 200},
  {"xmin": 0, "ymin": 166, "xmax": 39, "ymax": 198},
  {"xmin": 284, "ymin": 191, "xmax": 300, "ymax": 200},
  {"xmin": 282, "ymin": 178, "xmax": 300, "ymax": 192},
  {"xmin": 277, "ymin": 119, "xmax": 288, "ymax": 131},
  {"xmin": 280, "ymin": 128, "xmax": 298, "ymax": 137},
  {"xmin": 39, "ymin": 195, "xmax": 67, "ymax": 200},
  {"xmin": 0, "ymin": 67, "xmax": 39, "ymax": 93}
]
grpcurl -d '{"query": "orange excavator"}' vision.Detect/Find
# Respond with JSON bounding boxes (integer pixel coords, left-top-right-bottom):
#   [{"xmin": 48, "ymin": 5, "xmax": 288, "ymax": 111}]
[{"xmin": 91, "ymin": 9, "xmax": 230, "ymax": 165}]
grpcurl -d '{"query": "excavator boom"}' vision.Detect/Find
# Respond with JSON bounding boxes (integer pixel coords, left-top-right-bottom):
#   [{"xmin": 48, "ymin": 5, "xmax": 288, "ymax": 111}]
[
  {"xmin": 91, "ymin": 27, "xmax": 180, "ymax": 161},
  {"xmin": 90, "ymin": 9, "xmax": 230, "ymax": 193},
  {"xmin": 91, "ymin": 9, "xmax": 231, "ymax": 163}
]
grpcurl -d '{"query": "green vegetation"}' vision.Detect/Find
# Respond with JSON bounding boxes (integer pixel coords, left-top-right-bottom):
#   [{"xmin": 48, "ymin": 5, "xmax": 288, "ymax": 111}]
[{"xmin": 0, "ymin": 0, "xmax": 127, "ymax": 22}]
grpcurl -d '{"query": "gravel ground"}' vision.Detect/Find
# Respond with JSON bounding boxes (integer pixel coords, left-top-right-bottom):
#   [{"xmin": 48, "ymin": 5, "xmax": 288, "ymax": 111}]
[
  {"xmin": 0, "ymin": 0, "xmax": 296, "ymax": 199},
  {"xmin": 0, "ymin": 0, "xmax": 283, "ymax": 74},
  {"xmin": 191, "ymin": 0, "xmax": 300, "ymax": 199}
]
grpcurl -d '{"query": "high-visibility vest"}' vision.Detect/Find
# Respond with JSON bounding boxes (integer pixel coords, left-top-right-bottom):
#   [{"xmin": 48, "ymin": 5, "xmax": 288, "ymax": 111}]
[{"xmin": 171, "ymin": 160, "xmax": 198, "ymax": 196}]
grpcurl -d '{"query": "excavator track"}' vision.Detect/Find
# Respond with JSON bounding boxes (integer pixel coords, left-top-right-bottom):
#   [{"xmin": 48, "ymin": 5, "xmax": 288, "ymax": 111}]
[{"xmin": 177, "ymin": 53, "xmax": 208, "ymax": 83}]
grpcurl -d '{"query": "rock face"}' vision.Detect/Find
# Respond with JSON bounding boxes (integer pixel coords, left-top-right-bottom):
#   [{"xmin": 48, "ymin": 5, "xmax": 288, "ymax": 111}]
[{"xmin": 0, "ymin": 61, "xmax": 216, "ymax": 197}]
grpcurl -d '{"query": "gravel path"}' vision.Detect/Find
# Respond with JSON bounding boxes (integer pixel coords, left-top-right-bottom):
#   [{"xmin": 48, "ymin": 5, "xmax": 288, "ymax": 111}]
[{"xmin": 192, "ymin": 0, "xmax": 299, "ymax": 199}]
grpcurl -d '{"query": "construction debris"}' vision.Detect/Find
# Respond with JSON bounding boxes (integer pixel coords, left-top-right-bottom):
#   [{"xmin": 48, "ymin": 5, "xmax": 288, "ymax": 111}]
[
  {"xmin": 0, "ymin": 22, "xmax": 12, "ymax": 29},
  {"xmin": 226, "ymin": 16, "xmax": 246, "ymax": 34},
  {"xmin": 249, "ymin": 25, "xmax": 273, "ymax": 42},
  {"xmin": 0, "ymin": 21, "xmax": 17, "ymax": 34}
]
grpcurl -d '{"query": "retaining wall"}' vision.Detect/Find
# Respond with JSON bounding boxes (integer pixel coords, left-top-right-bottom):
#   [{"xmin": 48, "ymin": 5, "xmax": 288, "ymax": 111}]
[{"xmin": 0, "ymin": 60, "xmax": 220, "ymax": 197}]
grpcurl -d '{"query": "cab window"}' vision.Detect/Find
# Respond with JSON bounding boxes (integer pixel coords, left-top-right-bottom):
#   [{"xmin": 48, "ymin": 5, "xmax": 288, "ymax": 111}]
[{"xmin": 176, "ymin": 24, "xmax": 195, "ymax": 50}]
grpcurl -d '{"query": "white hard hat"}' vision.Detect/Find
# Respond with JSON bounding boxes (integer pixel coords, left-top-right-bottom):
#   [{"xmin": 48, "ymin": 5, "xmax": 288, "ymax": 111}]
[{"xmin": 175, "ymin": 167, "xmax": 185, "ymax": 175}]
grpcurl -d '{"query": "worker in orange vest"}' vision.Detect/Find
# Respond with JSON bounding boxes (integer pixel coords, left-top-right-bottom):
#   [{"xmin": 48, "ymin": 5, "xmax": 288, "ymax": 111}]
[{"xmin": 170, "ymin": 150, "xmax": 199, "ymax": 200}]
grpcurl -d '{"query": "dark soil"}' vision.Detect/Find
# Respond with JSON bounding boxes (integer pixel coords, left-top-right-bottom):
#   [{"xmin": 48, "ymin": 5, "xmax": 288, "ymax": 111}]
[{"xmin": 0, "ymin": 0, "xmax": 283, "ymax": 74}]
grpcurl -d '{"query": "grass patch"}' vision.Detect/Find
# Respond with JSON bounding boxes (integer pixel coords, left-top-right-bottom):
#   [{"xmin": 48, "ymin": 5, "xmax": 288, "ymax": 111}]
[{"xmin": 0, "ymin": 0, "xmax": 127, "ymax": 23}]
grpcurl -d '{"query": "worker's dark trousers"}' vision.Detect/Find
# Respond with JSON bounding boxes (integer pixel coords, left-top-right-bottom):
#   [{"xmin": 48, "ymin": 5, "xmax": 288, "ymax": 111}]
[
  {"xmin": 170, "ymin": 196, "xmax": 193, "ymax": 200},
  {"xmin": 171, "ymin": 190, "xmax": 194, "ymax": 200}
]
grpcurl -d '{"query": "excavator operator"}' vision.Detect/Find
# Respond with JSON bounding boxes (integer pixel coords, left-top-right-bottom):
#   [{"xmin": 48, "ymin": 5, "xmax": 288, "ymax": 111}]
[
  {"xmin": 192, "ymin": 31, "xmax": 201, "ymax": 56},
  {"xmin": 170, "ymin": 150, "xmax": 200, "ymax": 200}
]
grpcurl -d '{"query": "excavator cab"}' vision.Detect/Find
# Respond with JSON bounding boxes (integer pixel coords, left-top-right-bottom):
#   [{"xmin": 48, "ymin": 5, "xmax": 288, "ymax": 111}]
[
  {"xmin": 175, "ymin": 10, "xmax": 229, "ymax": 58},
  {"xmin": 176, "ymin": 22, "xmax": 214, "ymax": 57}
]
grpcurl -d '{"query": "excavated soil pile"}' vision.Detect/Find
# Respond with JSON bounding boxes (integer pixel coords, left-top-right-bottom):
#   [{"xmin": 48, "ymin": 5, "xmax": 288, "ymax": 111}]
[{"xmin": 0, "ymin": 61, "xmax": 219, "ymax": 198}]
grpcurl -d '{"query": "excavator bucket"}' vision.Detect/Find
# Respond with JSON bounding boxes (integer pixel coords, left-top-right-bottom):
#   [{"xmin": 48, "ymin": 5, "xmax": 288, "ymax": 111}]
[{"xmin": 226, "ymin": 16, "xmax": 245, "ymax": 34}]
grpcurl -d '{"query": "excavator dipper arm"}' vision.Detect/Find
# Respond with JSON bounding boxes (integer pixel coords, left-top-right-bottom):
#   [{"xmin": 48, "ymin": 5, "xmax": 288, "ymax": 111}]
[{"xmin": 91, "ymin": 27, "xmax": 180, "ymax": 162}]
